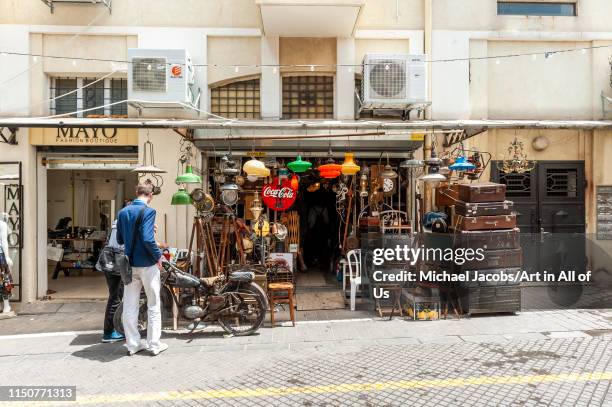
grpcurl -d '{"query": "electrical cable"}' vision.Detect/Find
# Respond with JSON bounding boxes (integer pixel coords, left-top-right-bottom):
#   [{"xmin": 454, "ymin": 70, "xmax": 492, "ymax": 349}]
[
  {"xmin": 0, "ymin": 44, "xmax": 610, "ymax": 69},
  {"xmin": 0, "ymin": 7, "xmax": 111, "ymax": 88}
]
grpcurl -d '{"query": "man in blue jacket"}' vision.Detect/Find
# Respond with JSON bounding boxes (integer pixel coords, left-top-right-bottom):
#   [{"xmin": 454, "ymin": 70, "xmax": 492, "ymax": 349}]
[{"xmin": 116, "ymin": 182, "xmax": 167, "ymax": 356}]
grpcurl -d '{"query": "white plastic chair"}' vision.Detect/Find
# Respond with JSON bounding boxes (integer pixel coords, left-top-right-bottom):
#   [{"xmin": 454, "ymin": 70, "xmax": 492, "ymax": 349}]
[{"xmin": 346, "ymin": 249, "xmax": 362, "ymax": 311}]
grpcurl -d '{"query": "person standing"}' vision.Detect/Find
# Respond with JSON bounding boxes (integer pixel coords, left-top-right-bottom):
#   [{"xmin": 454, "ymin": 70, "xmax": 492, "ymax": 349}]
[
  {"xmin": 97, "ymin": 217, "xmax": 126, "ymax": 343},
  {"xmin": 116, "ymin": 183, "xmax": 167, "ymax": 356}
]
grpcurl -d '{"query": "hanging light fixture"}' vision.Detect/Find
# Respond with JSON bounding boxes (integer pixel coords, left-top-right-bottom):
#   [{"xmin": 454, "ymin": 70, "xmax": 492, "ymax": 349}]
[
  {"xmin": 380, "ymin": 153, "xmax": 398, "ymax": 179},
  {"xmin": 175, "ymin": 164, "xmax": 202, "ymax": 184},
  {"xmin": 175, "ymin": 143, "xmax": 202, "ymax": 185},
  {"xmin": 496, "ymin": 136, "xmax": 536, "ymax": 174},
  {"xmin": 171, "ymin": 187, "xmax": 192, "ymax": 205},
  {"xmin": 318, "ymin": 144, "xmax": 342, "ymax": 179},
  {"xmin": 250, "ymin": 192, "xmax": 263, "ymax": 220},
  {"xmin": 419, "ymin": 135, "xmax": 446, "ymax": 185},
  {"xmin": 287, "ymin": 155, "xmax": 312, "ymax": 173},
  {"xmin": 243, "ymin": 156, "xmax": 270, "ymax": 178},
  {"xmin": 399, "ymin": 151, "xmax": 424, "ymax": 169},
  {"xmin": 133, "ymin": 137, "xmax": 166, "ymax": 195},
  {"xmin": 290, "ymin": 174, "xmax": 299, "ymax": 190},
  {"xmin": 341, "ymin": 152, "xmax": 360, "ymax": 175},
  {"xmin": 449, "ymin": 155, "xmax": 476, "ymax": 172}
]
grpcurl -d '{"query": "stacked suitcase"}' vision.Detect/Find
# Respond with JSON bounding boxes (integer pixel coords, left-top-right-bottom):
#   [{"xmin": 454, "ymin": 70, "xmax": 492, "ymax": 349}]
[{"xmin": 451, "ymin": 182, "xmax": 522, "ymax": 315}]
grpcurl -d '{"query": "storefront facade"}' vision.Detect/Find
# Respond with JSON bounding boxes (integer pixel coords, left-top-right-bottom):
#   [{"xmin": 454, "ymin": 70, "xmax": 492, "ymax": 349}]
[{"xmin": 0, "ymin": 0, "xmax": 611, "ymax": 303}]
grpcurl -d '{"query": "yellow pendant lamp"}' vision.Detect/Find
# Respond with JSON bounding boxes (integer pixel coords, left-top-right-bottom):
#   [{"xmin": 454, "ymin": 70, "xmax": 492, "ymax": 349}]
[
  {"xmin": 243, "ymin": 157, "xmax": 270, "ymax": 178},
  {"xmin": 341, "ymin": 152, "xmax": 360, "ymax": 175}
]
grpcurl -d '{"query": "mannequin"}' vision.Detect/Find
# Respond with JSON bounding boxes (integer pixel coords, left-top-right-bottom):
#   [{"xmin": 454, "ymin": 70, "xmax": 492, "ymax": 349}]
[{"xmin": 0, "ymin": 213, "xmax": 14, "ymax": 315}]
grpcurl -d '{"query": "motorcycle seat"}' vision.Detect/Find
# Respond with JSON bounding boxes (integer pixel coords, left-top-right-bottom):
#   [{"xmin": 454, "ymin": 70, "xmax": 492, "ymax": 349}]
[
  {"xmin": 229, "ymin": 271, "xmax": 254, "ymax": 282},
  {"xmin": 199, "ymin": 275, "xmax": 223, "ymax": 287}
]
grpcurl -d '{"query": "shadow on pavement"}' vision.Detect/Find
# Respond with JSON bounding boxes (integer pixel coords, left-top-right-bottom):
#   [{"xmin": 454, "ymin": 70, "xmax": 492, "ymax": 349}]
[{"xmin": 70, "ymin": 334, "xmax": 127, "ymax": 362}]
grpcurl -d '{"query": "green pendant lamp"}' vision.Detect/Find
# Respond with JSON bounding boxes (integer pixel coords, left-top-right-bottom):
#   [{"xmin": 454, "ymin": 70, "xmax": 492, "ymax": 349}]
[
  {"xmin": 171, "ymin": 187, "xmax": 192, "ymax": 205},
  {"xmin": 175, "ymin": 165, "xmax": 202, "ymax": 184},
  {"xmin": 287, "ymin": 155, "xmax": 312, "ymax": 173}
]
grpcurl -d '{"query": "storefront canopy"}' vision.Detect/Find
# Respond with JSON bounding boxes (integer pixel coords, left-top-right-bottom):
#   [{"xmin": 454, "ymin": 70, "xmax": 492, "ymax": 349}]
[{"xmin": 2, "ymin": 117, "xmax": 612, "ymax": 156}]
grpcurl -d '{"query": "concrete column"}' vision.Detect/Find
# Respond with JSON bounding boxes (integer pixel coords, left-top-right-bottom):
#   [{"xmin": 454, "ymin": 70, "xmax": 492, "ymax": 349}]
[
  {"xmin": 260, "ymin": 36, "xmax": 280, "ymax": 120},
  {"xmin": 335, "ymin": 37, "xmax": 355, "ymax": 120}
]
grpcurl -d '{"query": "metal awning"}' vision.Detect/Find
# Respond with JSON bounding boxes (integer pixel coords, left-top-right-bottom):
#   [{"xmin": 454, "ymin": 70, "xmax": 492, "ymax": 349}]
[
  {"xmin": 2, "ymin": 117, "xmax": 611, "ymax": 154},
  {"xmin": 2, "ymin": 117, "xmax": 612, "ymax": 130}
]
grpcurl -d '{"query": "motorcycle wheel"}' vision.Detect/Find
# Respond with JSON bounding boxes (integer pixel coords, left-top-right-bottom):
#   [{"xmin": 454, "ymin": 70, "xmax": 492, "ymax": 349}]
[
  {"xmin": 113, "ymin": 286, "xmax": 172, "ymax": 336},
  {"xmin": 217, "ymin": 282, "xmax": 267, "ymax": 336}
]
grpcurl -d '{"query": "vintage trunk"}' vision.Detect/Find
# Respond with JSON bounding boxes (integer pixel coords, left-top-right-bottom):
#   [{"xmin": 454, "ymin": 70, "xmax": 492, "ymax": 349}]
[
  {"xmin": 453, "ymin": 228, "xmax": 521, "ymax": 250},
  {"xmin": 455, "ymin": 200, "xmax": 514, "ymax": 217},
  {"xmin": 458, "ymin": 182, "xmax": 506, "ymax": 203},
  {"xmin": 462, "ymin": 286, "xmax": 522, "ymax": 315},
  {"xmin": 453, "ymin": 214, "xmax": 517, "ymax": 231}
]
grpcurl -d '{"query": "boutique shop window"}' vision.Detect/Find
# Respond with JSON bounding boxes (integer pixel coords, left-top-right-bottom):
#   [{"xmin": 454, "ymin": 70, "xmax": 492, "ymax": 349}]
[
  {"xmin": 282, "ymin": 75, "xmax": 334, "ymax": 119},
  {"xmin": 210, "ymin": 77, "xmax": 261, "ymax": 119},
  {"xmin": 50, "ymin": 77, "xmax": 127, "ymax": 117}
]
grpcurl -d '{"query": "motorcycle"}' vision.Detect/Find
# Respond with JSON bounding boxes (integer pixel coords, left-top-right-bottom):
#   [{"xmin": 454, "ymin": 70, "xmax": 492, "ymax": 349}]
[{"xmin": 114, "ymin": 260, "xmax": 268, "ymax": 336}]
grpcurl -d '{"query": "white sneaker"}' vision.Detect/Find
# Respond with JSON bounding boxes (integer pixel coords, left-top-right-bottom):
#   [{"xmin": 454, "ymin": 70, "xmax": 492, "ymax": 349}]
[
  {"xmin": 150, "ymin": 342, "xmax": 168, "ymax": 356},
  {"xmin": 126, "ymin": 342, "xmax": 146, "ymax": 356}
]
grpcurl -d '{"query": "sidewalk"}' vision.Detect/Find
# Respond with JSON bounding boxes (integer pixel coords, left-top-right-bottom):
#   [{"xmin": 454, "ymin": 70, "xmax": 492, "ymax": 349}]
[{"xmin": 0, "ymin": 307, "xmax": 611, "ymax": 406}]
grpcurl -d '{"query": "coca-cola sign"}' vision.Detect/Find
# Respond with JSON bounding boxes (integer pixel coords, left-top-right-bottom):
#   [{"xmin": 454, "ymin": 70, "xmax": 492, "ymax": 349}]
[{"xmin": 262, "ymin": 177, "xmax": 297, "ymax": 211}]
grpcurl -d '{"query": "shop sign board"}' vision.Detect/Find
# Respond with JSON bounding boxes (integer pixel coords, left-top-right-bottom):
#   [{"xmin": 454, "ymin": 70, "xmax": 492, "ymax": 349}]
[
  {"xmin": 596, "ymin": 185, "xmax": 612, "ymax": 240},
  {"xmin": 262, "ymin": 177, "xmax": 296, "ymax": 211},
  {"xmin": 29, "ymin": 128, "xmax": 139, "ymax": 146}
]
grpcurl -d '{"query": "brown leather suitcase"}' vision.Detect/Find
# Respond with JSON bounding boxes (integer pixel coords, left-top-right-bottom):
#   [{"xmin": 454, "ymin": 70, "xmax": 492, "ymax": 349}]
[
  {"xmin": 452, "ymin": 214, "xmax": 517, "ymax": 231},
  {"xmin": 453, "ymin": 228, "xmax": 520, "ymax": 250},
  {"xmin": 459, "ymin": 248, "xmax": 523, "ymax": 270},
  {"xmin": 458, "ymin": 182, "xmax": 506, "ymax": 203},
  {"xmin": 455, "ymin": 200, "xmax": 514, "ymax": 217},
  {"xmin": 435, "ymin": 184, "xmax": 460, "ymax": 207}
]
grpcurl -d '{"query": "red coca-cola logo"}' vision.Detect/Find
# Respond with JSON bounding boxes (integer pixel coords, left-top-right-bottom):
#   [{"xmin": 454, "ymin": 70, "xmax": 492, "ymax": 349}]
[{"xmin": 262, "ymin": 177, "xmax": 297, "ymax": 211}]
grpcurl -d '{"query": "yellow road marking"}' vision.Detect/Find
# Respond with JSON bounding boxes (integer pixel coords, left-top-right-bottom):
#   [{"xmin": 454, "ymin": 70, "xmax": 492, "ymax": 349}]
[{"xmin": 5, "ymin": 371, "xmax": 612, "ymax": 406}]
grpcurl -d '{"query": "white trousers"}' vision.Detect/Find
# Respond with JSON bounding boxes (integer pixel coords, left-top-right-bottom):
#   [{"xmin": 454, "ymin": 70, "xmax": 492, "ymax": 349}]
[{"xmin": 122, "ymin": 265, "xmax": 162, "ymax": 352}]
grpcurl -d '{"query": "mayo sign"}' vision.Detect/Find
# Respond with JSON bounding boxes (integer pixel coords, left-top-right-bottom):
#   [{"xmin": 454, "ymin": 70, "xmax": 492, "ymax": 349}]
[{"xmin": 30, "ymin": 128, "xmax": 138, "ymax": 146}]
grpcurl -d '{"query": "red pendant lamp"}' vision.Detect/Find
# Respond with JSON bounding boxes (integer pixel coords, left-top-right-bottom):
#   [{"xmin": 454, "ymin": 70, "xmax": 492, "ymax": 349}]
[{"xmin": 318, "ymin": 144, "xmax": 341, "ymax": 179}]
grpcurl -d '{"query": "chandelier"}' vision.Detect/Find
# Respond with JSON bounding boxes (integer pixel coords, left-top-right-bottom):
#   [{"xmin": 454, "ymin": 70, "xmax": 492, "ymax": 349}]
[{"xmin": 497, "ymin": 136, "xmax": 536, "ymax": 174}]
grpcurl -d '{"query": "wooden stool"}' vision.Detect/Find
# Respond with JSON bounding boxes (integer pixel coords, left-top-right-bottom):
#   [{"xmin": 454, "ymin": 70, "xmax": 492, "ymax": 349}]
[
  {"xmin": 268, "ymin": 282, "xmax": 296, "ymax": 327},
  {"xmin": 375, "ymin": 284, "xmax": 403, "ymax": 320}
]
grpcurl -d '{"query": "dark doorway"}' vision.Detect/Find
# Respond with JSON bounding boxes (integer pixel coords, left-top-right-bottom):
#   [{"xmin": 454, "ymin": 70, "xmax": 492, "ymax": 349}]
[{"xmin": 491, "ymin": 160, "xmax": 587, "ymax": 277}]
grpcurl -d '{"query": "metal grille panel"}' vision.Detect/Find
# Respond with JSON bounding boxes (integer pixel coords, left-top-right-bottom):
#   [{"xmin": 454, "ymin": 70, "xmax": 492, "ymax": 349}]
[
  {"xmin": 132, "ymin": 58, "xmax": 166, "ymax": 92},
  {"xmin": 499, "ymin": 171, "xmax": 532, "ymax": 198},
  {"xmin": 282, "ymin": 75, "xmax": 334, "ymax": 119},
  {"xmin": 546, "ymin": 168, "xmax": 578, "ymax": 198}
]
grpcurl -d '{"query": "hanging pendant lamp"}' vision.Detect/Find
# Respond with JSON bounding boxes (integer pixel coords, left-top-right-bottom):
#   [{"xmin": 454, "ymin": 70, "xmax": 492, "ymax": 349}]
[
  {"xmin": 171, "ymin": 187, "xmax": 192, "ymax": 205},
  {"xmin": 380, "ymin": 153, "xmax": 398, "ymax": 179},
  {"xmin": 400, "ymin": 152, "xmax": 424, "ymax": 169},
  {"xmin": 243, "ymin": 157, "xmax": 270, "ymax": 178},
  {"xmin": 449, "ymin": 156, "xmax": 476, "ymax": 172},
  {"xmin": 290, "ymin": 174, "xmax": 299, "ymax": 190},
  {"xmin": 341, "ymin": 152, "xmax": 360, "ymax": 175},
  {"xmin": 287, "ymin": 155, "xmax": 312, "ymax": 173},
  {"xmin": 175, "ymin": 165, "xmax": 202, "ymax": 184}
]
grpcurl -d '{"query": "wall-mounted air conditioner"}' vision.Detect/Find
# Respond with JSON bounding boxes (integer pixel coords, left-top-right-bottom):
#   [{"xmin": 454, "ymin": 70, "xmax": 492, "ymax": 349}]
[
  {"xmin": 127, "ymin": 49, "xmax": 198, "ymax": 110},
  {"xmin": 361, "ymin": 54, "xmax": 427, "ymax": 109}
]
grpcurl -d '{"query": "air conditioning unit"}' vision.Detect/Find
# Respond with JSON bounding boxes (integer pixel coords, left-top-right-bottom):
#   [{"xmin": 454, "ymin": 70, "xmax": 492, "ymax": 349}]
[
  {"xmin": 361, "ymin": 54, "xmax": 427, "ymax": 109},
  {"xmin": 127, "ymin": 49, "xmax": 198, "ymax": 109}
]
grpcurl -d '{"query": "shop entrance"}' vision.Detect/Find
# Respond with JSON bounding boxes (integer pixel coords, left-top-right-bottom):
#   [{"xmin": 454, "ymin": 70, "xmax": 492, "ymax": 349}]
[
  {"xmin": 491, "ymin": 160, "xmax": 587, "ymax": 277},
  {"xmin": 45, "ymin": 167, "xmax": 138, "ymax": 300},
  {"xmin": 293, "ymin": 184, "xmax": 346, "ymax": 311}
]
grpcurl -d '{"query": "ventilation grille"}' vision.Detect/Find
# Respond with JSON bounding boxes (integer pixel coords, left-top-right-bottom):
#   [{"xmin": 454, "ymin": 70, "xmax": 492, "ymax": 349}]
[
  {"xmin": 368, "ymin": 59, "xmax": 406, "ymax": 99},
  {"xmin": 132, "ymin": 58, "xmax": 166, "ymax": 92}
]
